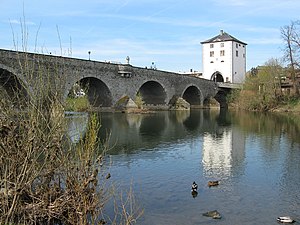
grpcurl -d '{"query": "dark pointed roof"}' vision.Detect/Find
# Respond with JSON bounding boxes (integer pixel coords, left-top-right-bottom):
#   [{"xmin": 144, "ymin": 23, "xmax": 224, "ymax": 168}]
[{"xmin": 201, "ymin": 30, "xmax": 247, "ymax": 45}]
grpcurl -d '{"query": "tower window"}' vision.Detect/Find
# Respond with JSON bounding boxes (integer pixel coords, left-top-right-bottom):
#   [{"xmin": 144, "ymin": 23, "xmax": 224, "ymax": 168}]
[
  {"xmin": 236, "ymin": 43, "xmax": 238, "ymax": 48},
  {"xmin": 236, "ymin": 51, "xmax": 238, "ymax": 57},
  {"xmin": 220, "ymin": 50, "xmax": 225, "ymax": 56},
  {"xmin": 220, "ymin": 43, "xmax": 224, "ymax": 47},
  {"xmin": 210, "ymin": 44, "xmax": 214, "ymax": 48},
  {"xmin": 210, "ymin": 51, "xmax": 214, "ymax": 57}
]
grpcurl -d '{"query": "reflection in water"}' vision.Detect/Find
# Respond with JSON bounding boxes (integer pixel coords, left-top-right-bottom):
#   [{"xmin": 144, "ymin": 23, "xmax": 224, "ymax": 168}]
[
  {"xmin": 174, "ymin": 110, "xmax": 190, "ymax": 123},
  {"xmin": 182, "ymin": 110, "xmax": 200, "ymax": 131},
  {"xmin": 203, "ymin": 128, "xmax": 236, "ymax": 178},
  {"xmin": 93, "ymin": 111, "xmax": 208, "ymax": 154},
  {"xmin": 66, "ymin": 110, "xmax": 300, "ymax": 225},
  {"xmin": 65, "ymin": 112, "xmax": 89, "ymax": 143},
  {"xmin": 139, "ymin": 113, "xmax": 166, "ymax": 138},
  {"xmin": 202, "ymin": 109, "xmax": 246, "ymax": 179}
]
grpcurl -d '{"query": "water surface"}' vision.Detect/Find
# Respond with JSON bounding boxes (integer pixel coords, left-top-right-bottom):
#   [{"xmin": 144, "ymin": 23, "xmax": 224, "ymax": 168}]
[{"xmin": 67, "ymin": 109, "xmax": 300, "ymax": 224}]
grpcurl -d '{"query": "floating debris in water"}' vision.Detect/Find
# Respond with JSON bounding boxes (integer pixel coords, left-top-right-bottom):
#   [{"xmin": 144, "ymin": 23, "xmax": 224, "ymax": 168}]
[{"xmin": 105, "ymin": 173, "xmax": 111, "ymax": 179}]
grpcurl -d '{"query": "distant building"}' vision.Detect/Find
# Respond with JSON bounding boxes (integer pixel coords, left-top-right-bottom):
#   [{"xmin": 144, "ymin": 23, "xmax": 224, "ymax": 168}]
[{"xmin": 201, "ymin": 30, "xmax": 247, "ymax": 83}]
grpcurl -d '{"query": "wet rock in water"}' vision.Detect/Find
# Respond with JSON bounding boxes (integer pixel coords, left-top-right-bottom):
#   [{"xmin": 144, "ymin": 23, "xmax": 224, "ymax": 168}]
[{"xmin": 202, "ymin": 210, "xmax": 222, "ymax": 219}]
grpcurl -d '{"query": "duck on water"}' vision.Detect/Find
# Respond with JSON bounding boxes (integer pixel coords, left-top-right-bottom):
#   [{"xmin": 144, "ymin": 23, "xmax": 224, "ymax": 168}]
[
  {"xmin": 191, "ymin": 181, "xmax": 198, "ymax": 198},
  {"xmin": 277, "ymin": 216, "xmax": 295, "ymax": 223}
]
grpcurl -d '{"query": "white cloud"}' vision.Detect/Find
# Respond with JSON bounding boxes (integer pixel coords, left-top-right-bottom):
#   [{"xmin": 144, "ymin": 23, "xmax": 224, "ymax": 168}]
[{"xmin": 7, "ymin": 19, "xmax": 36, "ymax": 26}]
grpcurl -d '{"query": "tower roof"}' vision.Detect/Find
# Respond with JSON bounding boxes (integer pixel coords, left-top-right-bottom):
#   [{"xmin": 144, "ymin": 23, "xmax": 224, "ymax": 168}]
[{"xmin": 201, "ymin": 30, "xmax": 247, "ymax": 45}]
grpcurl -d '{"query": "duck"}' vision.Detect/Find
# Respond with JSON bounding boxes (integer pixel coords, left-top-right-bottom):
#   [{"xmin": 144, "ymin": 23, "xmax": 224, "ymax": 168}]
[
  {"xmin": 191, "ymin": 181, "xmax": 198, "ymax": 198},
  {"xmin": 208, "ymin": 180, "xmax": 219, "ymax": 187},
  {"xmin": 277, "ymin": 216, "xmax": 295, "ymax": 223},
  {"xmin": 191, "ymin": 181, "xmax": 198, "ymax": 192}
]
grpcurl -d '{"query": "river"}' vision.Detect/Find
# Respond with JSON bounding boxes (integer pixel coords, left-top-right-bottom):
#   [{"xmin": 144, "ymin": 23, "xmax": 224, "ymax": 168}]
[{"xmin": 66, "ymin": 109, "xmax": 300, "ymax": 224}]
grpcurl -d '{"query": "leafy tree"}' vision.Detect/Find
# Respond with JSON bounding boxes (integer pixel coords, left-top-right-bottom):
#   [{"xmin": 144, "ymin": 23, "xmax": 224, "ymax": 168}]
[{"xmin": 238, "ymin": 58, "xmax": 284, "ymax": 111}]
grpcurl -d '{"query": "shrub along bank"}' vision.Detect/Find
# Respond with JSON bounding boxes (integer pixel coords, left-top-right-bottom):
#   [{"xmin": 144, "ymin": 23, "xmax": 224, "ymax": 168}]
[{"xmin": 0, "ymin": 51, "xmax": 143, "ymax": 224}]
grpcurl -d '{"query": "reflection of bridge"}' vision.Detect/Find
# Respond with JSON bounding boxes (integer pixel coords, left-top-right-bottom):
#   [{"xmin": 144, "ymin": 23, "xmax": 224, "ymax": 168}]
[
  {"xmin": 0, "ymin": 49, "xmax": 238, "ymax": 109},
  {"xmin": 69, "ymin": 110, "xmax": 224, "ymax": 153}
]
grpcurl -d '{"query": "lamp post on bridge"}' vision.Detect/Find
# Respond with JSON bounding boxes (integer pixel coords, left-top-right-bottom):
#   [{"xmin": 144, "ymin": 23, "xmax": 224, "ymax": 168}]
[{"xmin": 88, "ymin": 51, "xmax": 91, "ymax": 60}]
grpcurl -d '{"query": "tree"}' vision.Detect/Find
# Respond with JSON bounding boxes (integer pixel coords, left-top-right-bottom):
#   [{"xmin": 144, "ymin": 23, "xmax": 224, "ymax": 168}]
[
  {"xmin": 238, "ymin": 58, "xmax": 283, "ymax": 111},
  {"xmin": 281, "ymin": 20, "xmax": 300, "ymax": 96},
  {"xmin": 250, "ymin": 67, "xmax": 258, "ymax": 77},
  {"xmin": 262, "ymin": 58, "xmax": 285, "ymax": 96}
]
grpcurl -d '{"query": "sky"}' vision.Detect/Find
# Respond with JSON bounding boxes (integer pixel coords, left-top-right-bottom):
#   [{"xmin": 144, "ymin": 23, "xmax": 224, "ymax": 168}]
[{"xmin": 0, "ymin": 0, "xmax": 300, "ymax": 73}]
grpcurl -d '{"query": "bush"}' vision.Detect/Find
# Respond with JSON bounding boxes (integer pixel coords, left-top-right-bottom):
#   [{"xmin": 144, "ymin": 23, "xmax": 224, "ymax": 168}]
[
  {"xmin": 135, "ymin": 92, "xmax": 144, "ymax": 109},
  {"xmin": 235, "ymin": 59, "xmax": 284, "ymax": 111},
  {"xmin": 0, "ymin": 50, "xmax": 143, "ymax": 224},
  {"xmin": 65, "ymin": 95, "xmax": 91, "ymax": 112}
]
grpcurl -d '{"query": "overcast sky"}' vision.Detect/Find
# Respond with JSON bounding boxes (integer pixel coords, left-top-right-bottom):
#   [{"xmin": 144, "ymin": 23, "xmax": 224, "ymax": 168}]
[{"xmin": 1, "ymin": 0, "xmax": 299, "ymax": 72}]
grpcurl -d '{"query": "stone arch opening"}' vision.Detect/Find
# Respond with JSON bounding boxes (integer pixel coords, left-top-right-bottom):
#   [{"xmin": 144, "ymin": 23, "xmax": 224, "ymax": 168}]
[
  {"xmin": 182, "ymin": 85, "xmax": 201, "ymax": 107},
  {"xmin": 68, "ymin": 77, "xmax": 112, "ymax": 108},
  {"xmin": 138, "ymin": 81, "xmax": 166, "ymax": 105},
  {"xmin": 211, "ymin": 71, "xmax": 224, "ymax": 82},
  {"xmin": 0, "ymin": 68, "xmax": 28, "ymax": 105}
]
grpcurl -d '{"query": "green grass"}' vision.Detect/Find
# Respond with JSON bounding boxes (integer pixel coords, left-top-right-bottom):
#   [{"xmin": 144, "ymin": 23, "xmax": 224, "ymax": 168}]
[{"xmin": 65, "ymin": 96, "xmax": 90, "ymax": 111}]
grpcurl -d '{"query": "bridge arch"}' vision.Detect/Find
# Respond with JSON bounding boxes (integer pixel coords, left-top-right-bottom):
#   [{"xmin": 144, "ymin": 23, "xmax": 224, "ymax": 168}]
[
  {"xmin": 74, "ymin": 77, "xmax": 113, "ymax": 107},
  {"xmin": 0, "ymin": 65, "xmax": 28, "ymax": 104},
  {"xmin": 137, "ymin": 81, "xmax": 167, "ymax": 105},
  {"xmin": 211, "ymin": 71, "xmax": 224, "ymax": 82},
  {"xmin": 182, "ymin": 85, "xmax": 202, "ymax": 107}
]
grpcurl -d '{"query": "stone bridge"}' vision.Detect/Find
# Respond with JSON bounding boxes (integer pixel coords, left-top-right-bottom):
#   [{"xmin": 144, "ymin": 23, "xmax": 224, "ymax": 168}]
[{"xmin": 0, "ymin": 49, "xmax": 237, "ymax": 110}]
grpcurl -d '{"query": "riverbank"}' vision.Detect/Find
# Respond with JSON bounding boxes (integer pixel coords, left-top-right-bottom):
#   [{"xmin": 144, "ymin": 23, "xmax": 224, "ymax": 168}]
[{"xmin": 271, "ymin": 102, "xmax": 300, "ymax": 114}]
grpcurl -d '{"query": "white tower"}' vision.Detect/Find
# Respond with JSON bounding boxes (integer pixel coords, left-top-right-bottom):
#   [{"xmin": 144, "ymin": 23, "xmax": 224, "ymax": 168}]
[{"xmin": 201, "ymin": 30, "xmax": 247, "ymax": 83}]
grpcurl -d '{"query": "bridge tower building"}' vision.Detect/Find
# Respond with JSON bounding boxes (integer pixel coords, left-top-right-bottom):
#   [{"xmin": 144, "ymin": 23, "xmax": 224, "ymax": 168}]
[{"xmin": 201, "ymin": 30, "xmax": 247, "ymax": 83}]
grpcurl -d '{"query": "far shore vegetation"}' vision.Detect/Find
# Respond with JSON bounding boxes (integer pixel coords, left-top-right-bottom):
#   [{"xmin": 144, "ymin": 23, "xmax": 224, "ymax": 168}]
[{"xmin": 228, "ymin": 20, "xmax": 300, "ymax": 113}]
